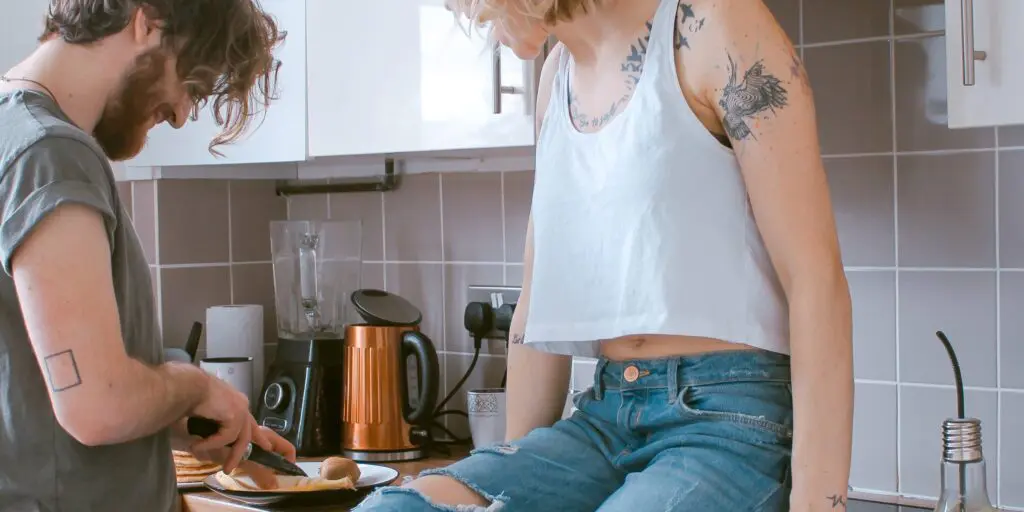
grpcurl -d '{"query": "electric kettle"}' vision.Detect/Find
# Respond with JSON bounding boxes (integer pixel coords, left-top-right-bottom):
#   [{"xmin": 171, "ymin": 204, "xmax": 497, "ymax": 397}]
[{"xmin": 341, "ymin": 289, "xmax": 439, "ymax": 462}]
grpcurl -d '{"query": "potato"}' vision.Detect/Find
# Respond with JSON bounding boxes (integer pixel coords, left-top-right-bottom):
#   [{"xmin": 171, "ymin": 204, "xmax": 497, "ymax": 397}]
[{"xmin": 320, "ymin": 457, "xmax": 360, "ymax": 482}]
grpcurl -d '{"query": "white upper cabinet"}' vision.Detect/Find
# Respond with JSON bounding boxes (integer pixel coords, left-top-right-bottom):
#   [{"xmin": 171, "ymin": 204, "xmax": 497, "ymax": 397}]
[
  {"xmin": 306, "ymin": 0, "xmax": 541, "ymax": 157},
  {"xmin": 126, "ymin": 0, "xmax": 307, "ymax": 167},
  {"xmin": 946, "ymin": 0, "xmax": 1024, "ymax": 128},
  {"xmin": 0, "ymin": 1, "xmax": 48, "ymax": 75}
]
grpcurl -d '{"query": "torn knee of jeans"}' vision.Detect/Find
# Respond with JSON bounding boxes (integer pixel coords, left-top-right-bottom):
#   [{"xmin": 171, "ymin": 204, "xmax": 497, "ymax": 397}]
[
  {"xmin": 357, "ymin": 486, "xmax": 506, "ymax": 511},
  {"xmin": 412, "ymin": 468, "xmax": 509, "ymax": 511},
  {"xmin": 469, "ymin": 443, "xmax": 519, "ymax": 456}
]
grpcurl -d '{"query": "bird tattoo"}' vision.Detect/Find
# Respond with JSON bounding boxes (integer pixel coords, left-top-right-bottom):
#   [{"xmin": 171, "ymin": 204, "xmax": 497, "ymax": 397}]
[{"xmin": 719, "ymin": 53, "xmax": 789, "ymax": 141}]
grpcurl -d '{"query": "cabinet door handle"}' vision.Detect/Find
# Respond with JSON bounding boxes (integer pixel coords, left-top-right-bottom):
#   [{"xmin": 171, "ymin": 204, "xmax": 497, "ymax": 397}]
[
  {"xmin": 492, "ymin": 43, "xmax": 544, "ymax": 115},
  {"xmin": 492, "ymin": 43, "xmax": 503, "ymax": 114},
  {"xmin": 960, "ymin": 0, "xmax": 988, "ymax": 86}
]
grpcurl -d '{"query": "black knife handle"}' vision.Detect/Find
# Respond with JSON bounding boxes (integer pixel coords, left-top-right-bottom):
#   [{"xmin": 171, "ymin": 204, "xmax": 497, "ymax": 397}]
[{"xmin": 186, "ymin": 417, "xmax": 220, "ymax": 438}]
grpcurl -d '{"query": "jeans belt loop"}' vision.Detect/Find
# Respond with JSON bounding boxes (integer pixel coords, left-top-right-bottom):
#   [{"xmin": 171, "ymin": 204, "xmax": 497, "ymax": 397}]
[
  {"xmin": 667, "ymin": 357, "xmax": 680, "ymax": 403},
  {"xmin": 593, "ymin": 358, "xmax": 609, "ymax": 400}
]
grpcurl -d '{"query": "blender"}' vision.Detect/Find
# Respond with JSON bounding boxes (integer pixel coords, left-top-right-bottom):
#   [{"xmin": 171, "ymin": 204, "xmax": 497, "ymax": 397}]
[{"xmin": 255, "ymin": 220, "xmax": 362, "ymax": 456}]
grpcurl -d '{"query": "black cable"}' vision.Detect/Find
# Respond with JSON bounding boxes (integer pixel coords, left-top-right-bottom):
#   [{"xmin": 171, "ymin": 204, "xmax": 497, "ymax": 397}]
[
  {"xmin": 935, "ymin": 331, "xmax": 965, "ymax": 419},
  {"xmin": 424, "ymin": 334, "xmax": 482, "ymax": 446},
  {"xmin": 423, "ymin": 302, "xmax": 495, "ymax": 447},
  {"xmin": 434, "ymin": 338, "xmax": 481, "ymax": 415},
  {"xmin": 935, "ymin": 330, "xmax": 967, "ymax": 512},
  {"xmin": 499, "ymin": 335, "xmax": 507, "ymax": 388}
]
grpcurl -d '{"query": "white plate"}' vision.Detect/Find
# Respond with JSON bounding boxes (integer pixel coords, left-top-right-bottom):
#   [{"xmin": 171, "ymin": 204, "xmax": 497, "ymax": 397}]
[
  {"xmin": 202, "ymin": 461, "xmax": 401, "ymax": 506},
  {"xmin": 294, "ymin": 461, "xmax": 400, "ymax": 488}
]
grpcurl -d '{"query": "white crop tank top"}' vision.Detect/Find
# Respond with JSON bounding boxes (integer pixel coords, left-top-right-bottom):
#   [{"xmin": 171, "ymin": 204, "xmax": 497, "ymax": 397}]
[{"xmin": 523, "ymin": 0, "xmax": 790, "ymax": 357}]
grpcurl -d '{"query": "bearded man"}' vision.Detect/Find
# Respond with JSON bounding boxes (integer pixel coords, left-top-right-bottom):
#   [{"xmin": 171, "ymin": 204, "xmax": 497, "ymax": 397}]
[{"xmin": 0, "ymin": 2, "xmax": 295, "ymax": 510}]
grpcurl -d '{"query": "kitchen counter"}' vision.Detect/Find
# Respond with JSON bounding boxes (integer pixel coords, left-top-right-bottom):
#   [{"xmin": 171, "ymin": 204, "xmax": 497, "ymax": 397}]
[{"xmin": 180, "ymin": 449, "xmax": 467, "ymax": 511}]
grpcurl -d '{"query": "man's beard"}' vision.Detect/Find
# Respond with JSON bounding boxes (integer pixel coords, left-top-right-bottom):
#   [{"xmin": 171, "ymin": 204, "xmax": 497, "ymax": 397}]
[{"xmin": 93, "ymin": 49, "xmax": 175, "ymax": 161}]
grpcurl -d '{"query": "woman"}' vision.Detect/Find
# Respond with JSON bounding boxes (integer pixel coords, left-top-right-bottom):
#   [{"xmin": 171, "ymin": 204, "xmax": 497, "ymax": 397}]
[{"xmin": 359, "ymin": 0, "xmax": 852, "ymax": 510}]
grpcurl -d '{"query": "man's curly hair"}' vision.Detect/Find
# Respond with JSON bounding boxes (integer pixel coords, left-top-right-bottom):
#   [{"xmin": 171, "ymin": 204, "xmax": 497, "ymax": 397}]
[{"xmin": 41, "ymin": 0, "xmax": 284, "ymax": 153}]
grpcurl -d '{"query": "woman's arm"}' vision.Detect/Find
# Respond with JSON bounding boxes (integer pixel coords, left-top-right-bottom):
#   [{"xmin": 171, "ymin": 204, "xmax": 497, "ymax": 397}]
[
  {"xmin": 505, "ymin": 215, "xmax": 572, "ymax": 441},
  {"xmin": 692, "ymin": 2, "xmax": 854, "ymax": 510},
  {"xmin": 505, "ymin": 42, "xmax": 573, "ymax": 441}
]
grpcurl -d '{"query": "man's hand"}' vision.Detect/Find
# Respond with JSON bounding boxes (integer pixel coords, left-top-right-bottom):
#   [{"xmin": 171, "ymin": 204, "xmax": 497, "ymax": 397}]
[
  {"xmin": 187, "ymin": 376, "xmax": 255, "ymax": 472},
  {"xmin": 185, "ymin": 420, "xmax": 298, "ymax": 490}
]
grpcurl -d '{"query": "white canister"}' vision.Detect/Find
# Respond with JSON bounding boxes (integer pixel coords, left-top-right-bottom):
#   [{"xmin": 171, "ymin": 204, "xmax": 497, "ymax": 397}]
[
  {"xmin": 467, "ymin": 388, "xmax": 506, "ymax": 448},
  {"xmin": 199, "ymin": 357, "xmax": 254, "ymax": 405},
  {"xmin": 205, "ymin": 305, "xmax": 264, "ymax": 400}
]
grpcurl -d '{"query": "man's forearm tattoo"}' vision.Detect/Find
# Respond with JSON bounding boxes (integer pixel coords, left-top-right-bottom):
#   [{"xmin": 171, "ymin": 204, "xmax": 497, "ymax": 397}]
[
  {"xmin": 719, "ymin": 53, "xmax": 789, "ymax": 141},
  {"xmin": 43, "ymin": 349, "xmax": 83, "ymax": 392},
  {"xmin": 510, "ymin": 333, "xmax": 525, "ymax": 345}
]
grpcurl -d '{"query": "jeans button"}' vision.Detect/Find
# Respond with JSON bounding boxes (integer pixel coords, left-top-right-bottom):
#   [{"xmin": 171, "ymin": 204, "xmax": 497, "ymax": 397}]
[{"xmin": 623, "ymin": 365, "xmax": 640, "ymax": 382}]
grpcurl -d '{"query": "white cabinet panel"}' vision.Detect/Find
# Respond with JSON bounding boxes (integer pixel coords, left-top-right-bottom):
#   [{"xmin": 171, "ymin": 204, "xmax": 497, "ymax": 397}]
[
  {"xmin": 0, "ymin": 1, "xmax": 48, "ymax": 74},
  {"xmin": 946, "ymin": 0, "xmax": 1024, "ymax": 128},
  {"xmin": 307, "ymin": 0, "xmax": 538, "ymax": 157},
  {"xmin": 126, "ymin": 0, "xmax": 307, "ymax": 167}
]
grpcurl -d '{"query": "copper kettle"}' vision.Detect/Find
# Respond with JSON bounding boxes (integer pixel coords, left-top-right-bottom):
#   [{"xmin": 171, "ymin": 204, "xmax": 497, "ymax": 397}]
[{"xmin": 341, "ymin": 290, "xmax": 439, "ymax": 462}]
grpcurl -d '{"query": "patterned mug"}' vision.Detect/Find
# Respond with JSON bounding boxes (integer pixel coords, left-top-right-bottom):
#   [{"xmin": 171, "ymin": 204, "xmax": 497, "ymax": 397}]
[{"xmin": 467, "ymin": 388, "xmax": 506, "ymax": 448}]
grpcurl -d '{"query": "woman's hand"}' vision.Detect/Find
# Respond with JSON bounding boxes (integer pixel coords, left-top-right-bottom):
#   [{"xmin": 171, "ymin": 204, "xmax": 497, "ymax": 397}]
[{"xmin": 186, "ymin": 418, "xmax": 298, "ymax": 490}]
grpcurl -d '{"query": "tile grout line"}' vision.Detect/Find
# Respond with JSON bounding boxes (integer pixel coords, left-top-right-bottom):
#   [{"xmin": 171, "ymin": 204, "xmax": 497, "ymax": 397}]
[
  {"xmin": 797, "ymin": 0, "xmax": 804, "ymax": 48},
  {"xmin": 149, "ymin": 262, "xmax": 1024, "ymax": 272},
  {"xmin": 380, "ymin": 191, "xmax": 388, "ymax": 290},
  {"xmin": 227, "ymin": 182, "xmax": 235, "ymax": 305},
  {"xmin": 888, "ymin": 2, "xmax": 902, "ymax": 490},
  {"xmin": 867, "ymin": 381, "xmax": 1021, "ymax": 393},
  {"xmin": 154, "ymin": 260, "xmax": 522, "ymax": 268},
  {"xmin": 500, "ymin": 171, "xmax": 508, "ymax": 286},
  {"xmin": 437, "ymin": 174, "xmax": 450, "ymax": 432},
  {"xmin": 801, "ymin": 30, "xmax": 941, "ymax": 49},
  {"xmin": 152, "ymin": 181, "xmax": 164, "ymax": 337},
  {"xmin": 821, "ymin": 146, "xmax": 1020, "ymax": 158},
  {"xmin": 995, "ymin": 126, "xmax": 1003, "ymax": 507}
]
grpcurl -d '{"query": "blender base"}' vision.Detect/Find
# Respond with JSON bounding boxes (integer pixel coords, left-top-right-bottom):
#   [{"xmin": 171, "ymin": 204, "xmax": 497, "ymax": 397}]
[{"xmin": 256, "ymin": 337, "xmax": 345, "ymax": 457}]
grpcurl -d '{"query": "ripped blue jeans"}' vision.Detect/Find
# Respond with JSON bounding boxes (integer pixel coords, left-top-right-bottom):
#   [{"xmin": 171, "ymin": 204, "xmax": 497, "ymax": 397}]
[{"xmin": 355, "ymin": 350, "xmax": 793, "ymax": 511}]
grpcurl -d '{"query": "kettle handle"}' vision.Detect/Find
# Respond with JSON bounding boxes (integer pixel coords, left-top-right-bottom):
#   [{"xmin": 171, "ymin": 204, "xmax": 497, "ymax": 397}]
[{"xmin": 401, "ymin": 330, "xmax": 439, "ymax": 426}]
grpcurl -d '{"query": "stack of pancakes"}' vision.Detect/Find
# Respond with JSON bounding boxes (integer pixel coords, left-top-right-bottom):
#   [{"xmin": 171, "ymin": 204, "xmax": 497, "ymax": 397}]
[{"xmin": 173, "ymin": 450, "xmax": 222, "ymax": 485}]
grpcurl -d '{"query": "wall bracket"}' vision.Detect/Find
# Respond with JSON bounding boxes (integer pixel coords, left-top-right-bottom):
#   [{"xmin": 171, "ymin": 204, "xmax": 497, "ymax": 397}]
[{"xmin": 275, "ymin": 158, "xmax": 398, "ymax": 196}]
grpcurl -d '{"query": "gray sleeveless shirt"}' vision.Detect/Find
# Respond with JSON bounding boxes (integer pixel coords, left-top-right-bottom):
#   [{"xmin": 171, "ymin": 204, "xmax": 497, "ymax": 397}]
[{"xmin": 0, "ymin": 90, "xmax": 174, "ymax": 512}]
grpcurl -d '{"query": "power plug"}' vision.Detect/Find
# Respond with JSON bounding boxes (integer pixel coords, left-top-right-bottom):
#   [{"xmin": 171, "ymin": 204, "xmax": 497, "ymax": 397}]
[
  {"xmin": 463, "ymin": 301, "xmax": 493, "ymax": 350},
  {"xmin": 466, "ymin": 285, "xmax": 521, "ymax": 340},
  {"xmin": 494, "ymin": 303, "xmax": 515, "ymax": 333}
]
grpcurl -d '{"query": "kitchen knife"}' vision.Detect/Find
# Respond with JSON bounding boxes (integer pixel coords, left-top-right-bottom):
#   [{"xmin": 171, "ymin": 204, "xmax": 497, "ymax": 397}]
[{"xmin": 186, "ymin": 417, "xmax": 306, "ymax": 477}]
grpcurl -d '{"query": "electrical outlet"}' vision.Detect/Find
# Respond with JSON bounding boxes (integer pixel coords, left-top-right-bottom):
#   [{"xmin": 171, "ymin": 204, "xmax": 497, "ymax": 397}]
[{"xmin": 466, "ymin": 285, "xmax": 521, "ymax": 340}]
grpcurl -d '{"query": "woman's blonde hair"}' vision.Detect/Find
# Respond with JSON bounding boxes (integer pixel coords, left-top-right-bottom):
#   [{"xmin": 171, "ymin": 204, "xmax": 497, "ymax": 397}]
[{"xmin": 451, "ymin": 0, "xmax": 599, "ymax": 25}]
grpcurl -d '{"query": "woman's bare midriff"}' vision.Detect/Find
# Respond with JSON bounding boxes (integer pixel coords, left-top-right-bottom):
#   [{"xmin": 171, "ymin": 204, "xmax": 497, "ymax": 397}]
[{"xmin": 599, "ymin": 334, "xmax": 756, "ymax": 361}]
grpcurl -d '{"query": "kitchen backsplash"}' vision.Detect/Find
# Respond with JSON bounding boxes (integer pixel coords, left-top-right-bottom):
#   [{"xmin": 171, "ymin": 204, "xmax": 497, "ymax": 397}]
[
  {"xmin": 117, "ymin": 0, "xmax": 1024, "ymax": 508},
  {"xmin": 118, "ymin": 172, "xmax": 530, "ymax": 444}
]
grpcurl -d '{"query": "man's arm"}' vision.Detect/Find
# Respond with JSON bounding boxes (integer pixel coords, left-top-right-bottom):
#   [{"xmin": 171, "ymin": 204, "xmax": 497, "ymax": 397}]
[
  {"xmin": 692, "ymin": 2, "xmax": 854, "ymax": 509},
  {"xmin": 505, "ymin": 42, "xmax": 572, "ymax": 441},
  {"xmin": 12, "ymin": 203, "xmax": 211, "ymax": 446}
]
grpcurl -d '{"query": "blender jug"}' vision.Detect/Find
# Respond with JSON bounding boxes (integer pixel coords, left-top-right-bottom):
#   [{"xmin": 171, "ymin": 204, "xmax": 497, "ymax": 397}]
[{"xmin": 270, "ymin": 220, "xmax": 363, "ymax": 341}]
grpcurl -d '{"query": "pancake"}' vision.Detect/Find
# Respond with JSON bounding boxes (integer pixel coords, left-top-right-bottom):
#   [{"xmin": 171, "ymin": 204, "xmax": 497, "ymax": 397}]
[
  {"xmin": 176, "ymin": 473, "xmax": 214, "ymax": 483},
  {"xmin": 173, "ymin": 450, "xmax": 222, "ymax": 483}
]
